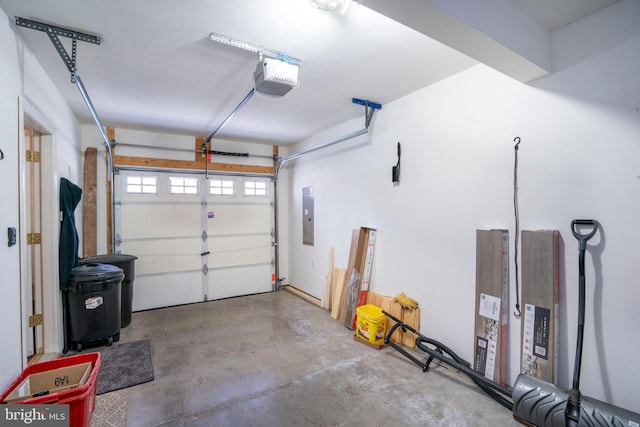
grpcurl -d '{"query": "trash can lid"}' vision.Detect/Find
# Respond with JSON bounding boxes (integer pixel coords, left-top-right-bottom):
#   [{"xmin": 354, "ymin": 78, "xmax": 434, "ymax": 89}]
[
  {"xmin": 80, "ymin": 253, "xmax": 138, "ymax": 263},
  {"xmin": 70, "ymin": 263, "xmax": 124, "ymax": 282}
]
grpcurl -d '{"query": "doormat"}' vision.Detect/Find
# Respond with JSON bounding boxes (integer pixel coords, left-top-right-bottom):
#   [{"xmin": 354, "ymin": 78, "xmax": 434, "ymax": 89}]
[
  {"xmin": 92, "ymin": 390, "xmax": 127, "ymax": 426},
  {"xmin": 95, "ymin": 340, "xmax": 154, "ymax": 395}
]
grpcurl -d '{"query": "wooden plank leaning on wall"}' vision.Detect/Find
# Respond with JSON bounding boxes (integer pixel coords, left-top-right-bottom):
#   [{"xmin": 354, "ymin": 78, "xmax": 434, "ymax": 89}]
[{"xmin": 83, "ymin": 147, "xmax": 98, "ymax": 257}]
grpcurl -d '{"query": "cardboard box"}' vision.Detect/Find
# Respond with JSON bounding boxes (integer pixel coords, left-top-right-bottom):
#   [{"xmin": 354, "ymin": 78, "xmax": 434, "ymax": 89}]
[{"xmin": 3, "ymin": 362, "xmax": 91, "ymax": 403}]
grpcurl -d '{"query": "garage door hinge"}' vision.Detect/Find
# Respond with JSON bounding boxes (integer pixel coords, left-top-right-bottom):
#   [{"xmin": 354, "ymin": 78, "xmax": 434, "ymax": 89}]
[
  {"xmin": 27, "ymin": 233, "xmax": 42, "ymax": 245},
  {"xmin": 271, "ymin": 228, "xmax": 275, "ymax": 238},
  {"xmin": 29, "ymin": 314, "xmax": 43, "ymax": 327},
  {"xmin": 114, "ymin": 234, "xmax": 122, "ymax": 246},
  {"xmin": 26, "ymin": 150, "xmax": 40, "ymax": 163},
  {"xmin": 202, "ymin": 231, "xmax": 208, "ymax": 241},
  {"xmin": 202, "ymin": 264, "xmax": 209, "ymax": 275}
]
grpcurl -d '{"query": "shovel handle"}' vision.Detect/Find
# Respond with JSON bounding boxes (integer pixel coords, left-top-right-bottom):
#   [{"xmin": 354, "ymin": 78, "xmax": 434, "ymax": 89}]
[{"xmin": 571, "ymin": 219, "xmax": 598, "ymax": 249}]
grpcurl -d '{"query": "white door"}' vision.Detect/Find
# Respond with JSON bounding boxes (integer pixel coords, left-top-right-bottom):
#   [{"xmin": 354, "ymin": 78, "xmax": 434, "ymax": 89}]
[{"xmin": 115, "ymin": 170, "xmax": 274, "ymax": 311}]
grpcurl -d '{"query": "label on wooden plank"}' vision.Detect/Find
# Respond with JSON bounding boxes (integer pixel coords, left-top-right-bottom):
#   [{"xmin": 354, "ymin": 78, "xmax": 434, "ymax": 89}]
[
  {"xmin": 523, "ymin": 304, "xmax": 550, "ymax": 359},
  {"xmin": 474, "ymin": 322, "xmax": 498, "ymax": 379},
  {"xmin": 479, "ymin": 293, "xmax": 501, "ymax": 321},
  {"xmin": 476, "ymin": 292, "xmax": 500, "ymax": 378},
  {"xmin": 360, "ymin": 229, "xmax": 376, "ymax": 294},
  {"xmin": 475, "ymin": 337, "xmax": 488, "ymax": 376},
  {"xmin": 352, "ymin": 228, "xmax": 377, "ymax": 329}
]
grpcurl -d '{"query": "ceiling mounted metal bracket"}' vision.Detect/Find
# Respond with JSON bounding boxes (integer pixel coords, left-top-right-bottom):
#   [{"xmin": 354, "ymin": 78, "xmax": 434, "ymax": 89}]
[
  {"xmin": 209, "ymin": 32, "xmax": 302, "ymax": 66},
  {"xmin": 15, "ymin": 17, "xmax": 100, "ymax": 82},
  {"xmin": 352, "ymin": 98, "xmax": 381, "ymax": 128},
  {"xmin": 15, "ymin": 17, "xmax": 100, "ymax": 44},
  {"xmin": 15, "ymin": 17, "xmax": 118, "ymax": 252}
]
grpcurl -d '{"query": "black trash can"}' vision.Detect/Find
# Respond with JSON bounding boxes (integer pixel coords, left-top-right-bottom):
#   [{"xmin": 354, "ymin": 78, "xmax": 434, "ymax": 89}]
[
  {"xmin": 67, "ymin": 263, "xmax": 124, "ymax": 351},
  {"xmin": 80, "ymin": 254, "xmax": 137, "ymax": 327}
]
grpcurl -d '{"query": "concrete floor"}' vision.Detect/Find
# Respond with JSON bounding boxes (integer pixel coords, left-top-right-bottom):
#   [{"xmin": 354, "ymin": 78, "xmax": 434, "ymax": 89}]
[{"xmin": 117, "ymin": 290, "xmax": 521, "ymax": 426}]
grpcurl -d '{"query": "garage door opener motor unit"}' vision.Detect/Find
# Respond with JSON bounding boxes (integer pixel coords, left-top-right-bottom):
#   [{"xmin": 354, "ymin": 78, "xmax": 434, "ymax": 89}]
[{"xmin": 253, "ymin": 57, "xmax": 299, "ymax": 97}]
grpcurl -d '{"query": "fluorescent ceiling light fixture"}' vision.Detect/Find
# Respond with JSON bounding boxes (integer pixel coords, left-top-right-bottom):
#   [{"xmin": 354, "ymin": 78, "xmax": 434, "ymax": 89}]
[
  {"xmin": 309, "ymin": 0, "xmax": 352, "ymax": 14},
  {"xmin": 209, "ymin": 32, "xmax": 302, "ymax": 66}
]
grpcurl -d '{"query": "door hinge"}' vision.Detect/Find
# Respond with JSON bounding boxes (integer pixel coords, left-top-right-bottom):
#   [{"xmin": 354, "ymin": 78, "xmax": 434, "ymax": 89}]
[
  {"xmin": 29, "ymin": 314, "xmax": 43, "ymax": 327},
  {"xmin": 26, "ymin": 150, "xmax": 41, "ymax": 163},
  {"xmin": 27, "ymin": 233, "xmax": 41, "ymax": 245}
]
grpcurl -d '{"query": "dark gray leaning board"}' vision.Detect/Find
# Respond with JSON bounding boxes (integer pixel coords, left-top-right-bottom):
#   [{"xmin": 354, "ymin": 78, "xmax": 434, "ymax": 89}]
[
  {"xmin": 520, "ymin": 230, "xmax": 559, "ymax": 383},
  {"xmin": 474, "ymin": 229, "xmax": 509, "ymax": 386}
]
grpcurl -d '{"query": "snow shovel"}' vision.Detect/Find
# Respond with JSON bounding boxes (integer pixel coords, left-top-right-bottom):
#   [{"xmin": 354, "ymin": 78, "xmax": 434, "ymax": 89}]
[{"xmin": 512, "ymin": 219, "xmax": 640, "ymax": 426}]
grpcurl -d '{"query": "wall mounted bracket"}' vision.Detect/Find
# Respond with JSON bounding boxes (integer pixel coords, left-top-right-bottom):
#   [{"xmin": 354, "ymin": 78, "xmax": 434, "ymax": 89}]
[
  {"xmin": 352, "ymin": 98, "xmax": 381, "ymax": 128},
  {"xmin": 15, "ymin": 17, "xmax": 100, "ymax": 82}
]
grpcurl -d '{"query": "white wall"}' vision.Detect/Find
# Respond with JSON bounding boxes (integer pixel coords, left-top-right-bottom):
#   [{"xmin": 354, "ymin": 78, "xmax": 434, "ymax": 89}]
[
  {"xmin": 21, "ymin": 28, "xmax": 84, "ymax": 358},
  {"xmin": 0, "ymin": 5, "xmax": 83, "ymax": 393},
  {"xmin": 0, "ymin": 5, "xmax": 25, "ymax": 395},
  {"xmin": 287, "ymin": 2, "xmax": 640, "ymax": 414}
]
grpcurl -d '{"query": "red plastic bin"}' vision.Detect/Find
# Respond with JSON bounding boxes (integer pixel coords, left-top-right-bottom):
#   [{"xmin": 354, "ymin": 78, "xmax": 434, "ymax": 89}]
[{"xmin": 1, "ymin": 352, "xmax": 101, "ymax": 427}]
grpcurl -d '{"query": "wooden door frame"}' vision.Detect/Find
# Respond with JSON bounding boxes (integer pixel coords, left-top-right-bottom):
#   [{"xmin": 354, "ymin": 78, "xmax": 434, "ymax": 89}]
[
  {"xmin": 24, "ymin": 124, "xmax": 44, "ymax": 358},
  {"xmin": 20, "ymin": 103, "xmax": 63, "ymax": 363}
]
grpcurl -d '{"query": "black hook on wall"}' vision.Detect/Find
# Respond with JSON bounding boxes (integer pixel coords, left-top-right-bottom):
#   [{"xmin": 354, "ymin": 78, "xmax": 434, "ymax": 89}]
[
  {"xmin": 0, "ymin": 148, "xmax": 4, "ymax": 160},
  {"xmin": 392, "ymin": 142, "xmax": 401, "ymax": 183}
]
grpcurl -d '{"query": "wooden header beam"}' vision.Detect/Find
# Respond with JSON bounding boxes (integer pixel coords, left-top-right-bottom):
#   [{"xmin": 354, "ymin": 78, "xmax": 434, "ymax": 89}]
[{"xmin": 114, "ymin": 155, "xmax": 275, "ymax": 175}]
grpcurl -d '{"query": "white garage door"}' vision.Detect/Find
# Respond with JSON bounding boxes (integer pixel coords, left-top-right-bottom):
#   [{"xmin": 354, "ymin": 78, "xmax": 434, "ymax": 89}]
[{"xmin": 114, "ymin": 170, "xmax": 275, "ymax": 311}]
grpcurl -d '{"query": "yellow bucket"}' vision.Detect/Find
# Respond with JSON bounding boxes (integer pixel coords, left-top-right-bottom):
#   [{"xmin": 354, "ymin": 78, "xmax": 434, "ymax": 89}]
[{"xmin": 355, "ymin": 304, "xmax": 386, "ymax": 345}]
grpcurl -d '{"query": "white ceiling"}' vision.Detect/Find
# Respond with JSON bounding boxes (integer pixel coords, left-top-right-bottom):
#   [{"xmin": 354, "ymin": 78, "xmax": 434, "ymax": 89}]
[
  {"xmin": 509, "ymin": 0, "xmax": 619, "ymax": 31},
  {"xmin": 0, "ymin": 0, "xmax": 620, "ymax": 146}
]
